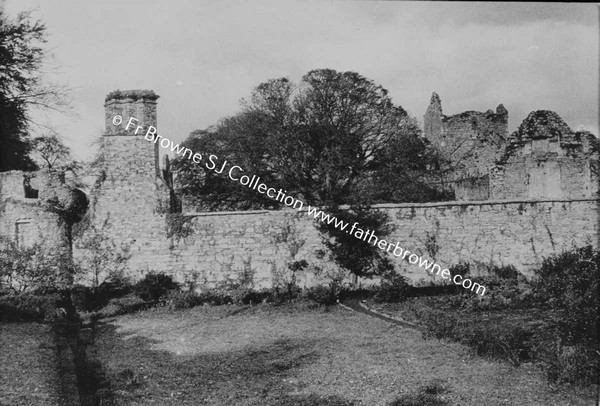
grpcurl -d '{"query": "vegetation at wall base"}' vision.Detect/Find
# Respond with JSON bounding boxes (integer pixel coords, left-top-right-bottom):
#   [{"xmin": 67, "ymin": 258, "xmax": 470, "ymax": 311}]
[
  {"xmin": 2, "ymin": 244, "xmax": 596, "ymax": 389},
  {"xmin": 373, "ymin": 245, "xmax": 599, "ymax": 387},
  {"xmin": 0, "ymin": 289, "xmax": 71, "ymax": 322},
  {"xmin": 133, "ymin": 272, "xmax": 179, "ymax": 303}
]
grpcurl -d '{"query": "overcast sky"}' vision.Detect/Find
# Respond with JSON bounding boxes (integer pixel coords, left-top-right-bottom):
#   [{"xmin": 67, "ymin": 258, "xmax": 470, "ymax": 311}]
[{"xmin": 4, "ymin": 1, "xmax": 599, "ymax": 161}]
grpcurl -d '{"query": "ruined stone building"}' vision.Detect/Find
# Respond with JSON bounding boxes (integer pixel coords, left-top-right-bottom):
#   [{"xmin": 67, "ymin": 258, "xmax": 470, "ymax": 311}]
[
  {"xmin": 0, "ymin": 167, "xmax": 87, "ymax": 279},
  {"xmin": 424, "ymin": 92, "xmax": 599, "ymax": 201},
  {"xmin": 0, "ymin": 90, "xmax": 597, "ymax": 287}
]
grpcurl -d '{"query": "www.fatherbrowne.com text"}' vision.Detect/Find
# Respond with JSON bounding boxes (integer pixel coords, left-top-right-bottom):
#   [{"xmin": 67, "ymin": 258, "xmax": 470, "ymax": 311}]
[{"xmin": 119, "ymin": 115, "xmax": 487, "ymax": 296}]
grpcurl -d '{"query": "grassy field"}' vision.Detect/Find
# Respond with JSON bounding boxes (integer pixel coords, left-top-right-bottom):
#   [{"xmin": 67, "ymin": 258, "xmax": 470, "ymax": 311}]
[
  {"xmin": 89, "ymin": 302, "xmax": 595, "ymax": 406},
  {"xmin": 0, "ymin": 323, "xmax": 65, "ymax": 406}
]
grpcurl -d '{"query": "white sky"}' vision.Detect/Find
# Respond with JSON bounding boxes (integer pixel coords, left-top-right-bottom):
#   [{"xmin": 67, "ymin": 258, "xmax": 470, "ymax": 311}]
[{"xmin": 4, "ymin": 1, "xmax": 599, "ymax": 162}]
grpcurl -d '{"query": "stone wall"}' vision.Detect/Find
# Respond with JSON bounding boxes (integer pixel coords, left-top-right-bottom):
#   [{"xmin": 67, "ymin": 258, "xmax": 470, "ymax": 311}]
[
  {"xmin": 454, "ymin": 175, "xmax": 490, "ymax": 201},
  {"xmin": 380, "ymin": 199, "xmax": 598, "ymax": 281},
  {"xmin": 2, "ymin": 90, "xmax": 597, "ymax": 293},
  {"xmin": 0, "ymin": 171, "xmax": 71, "ymax": 263},
  {"xmin": 70, "ymin": 91, "xmax": 599, "ymax": 288},
  {"xmin": 85, "ymin": 198, "xmax": 598, "ymax": 288}
]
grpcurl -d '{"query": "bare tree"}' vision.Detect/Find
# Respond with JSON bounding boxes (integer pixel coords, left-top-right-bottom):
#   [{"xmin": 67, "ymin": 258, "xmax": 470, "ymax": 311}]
[{"xmin": 31, "ymin": 131, "xmax": 72, "ymax": 169}]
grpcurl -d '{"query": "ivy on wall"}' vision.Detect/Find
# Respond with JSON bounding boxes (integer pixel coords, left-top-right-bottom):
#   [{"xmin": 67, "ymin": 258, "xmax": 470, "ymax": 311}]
[{"xmin": 165, "ymin": 213, "xmax": 195, "ymax": 241}]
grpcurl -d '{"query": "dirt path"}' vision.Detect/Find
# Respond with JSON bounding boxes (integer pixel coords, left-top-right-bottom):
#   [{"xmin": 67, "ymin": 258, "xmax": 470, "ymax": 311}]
[{"xmin": 339, "ymin": 299, "xmax": 419, "ymax": 329}]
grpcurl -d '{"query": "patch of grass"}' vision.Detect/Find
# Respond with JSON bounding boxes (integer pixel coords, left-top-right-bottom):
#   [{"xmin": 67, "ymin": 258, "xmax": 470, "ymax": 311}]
[
  {"xmin": 388, "ymin": 381, "xmax": 450, "ymax": 406},
  {"xmin": 0, "ymin": 323, "xmax": 64, "ymax": 405},
  {"xmin": 88, "ymin": 303, "xmax": 595, "ymax": 405}
]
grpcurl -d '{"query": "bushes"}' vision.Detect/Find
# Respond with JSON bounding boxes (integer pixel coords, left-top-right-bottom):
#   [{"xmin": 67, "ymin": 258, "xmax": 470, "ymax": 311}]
[
  {"xmin": 71, "ymin": 280, "xmax": 133, "ymax": 312},
  {"xmin": 532, "ymin": 245, "xmax": 599, "ymax": 385},
  {"xmin": 491, "ymin": 264, "xmax": 520, "ymax": 280},
  {"xmin": 448, "ymin": 262, "xmax": 469, "ymax": 279},
  {"xmin": 71, "ymin": 272, "xmax": 177, "ymax": 314},
  {"xmin": 533, "ymin": 245, "xmax": 599, "ymax": 346},
  {"xmin": 74, "ymin": 224, "xmax": 131, "ymax": 288},
  {"xmin": 304, "ymin": 285, "xmax": 338, "ymax": 305},
  {"xmin": 134, "ymin": 272, "xmax": 178, "ymax": 303},
  {"xmin": 417, "ymin": 307, "xmax": 536, "ymax": 366},
  {"xmin": 163, "ymin": 287, "xmax": 275, "ymax": 309},
  {"xmin": 412, "ymin": 246, "xmax": 600, "ymax": 386},
  {"xmin": 545, "ymin": 345, "xmax": 600, "ymax": 386},
  {"xmin": 374, "ymin": 271, "xmax": 410, "ymax": 303},
  {"xmin": 0, "ymin": 236, "xmax": 73, "ymax": 293},
  {"xmin": 0, "ymin": 291, "xmax": 69, "ymax": 322},
  {"xmin": 97, "ymin": 294, "xmax": 148, "ymax": 318},
  {"xmin": 164, "ymin": 290, "xmax": 203, "ymax": 310}
]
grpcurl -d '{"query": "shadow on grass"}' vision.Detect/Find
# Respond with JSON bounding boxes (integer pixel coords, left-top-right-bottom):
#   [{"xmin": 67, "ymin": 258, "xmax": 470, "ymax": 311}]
[{"xmin": 92, "ymin": 321, "xmax": 356, "ymax": 405}]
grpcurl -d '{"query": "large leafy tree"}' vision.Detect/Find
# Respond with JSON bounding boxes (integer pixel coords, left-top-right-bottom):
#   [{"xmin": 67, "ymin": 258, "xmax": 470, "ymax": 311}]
[
  {"xmin": 0, "ymin": 10, "xmax": 66, "ymax": 172},
  {"xmin": 176, "ymin": 69, "xmax": 446, "ymax": 210}
]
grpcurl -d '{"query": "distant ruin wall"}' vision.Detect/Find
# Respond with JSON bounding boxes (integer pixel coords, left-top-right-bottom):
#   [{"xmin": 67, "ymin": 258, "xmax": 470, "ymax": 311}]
[
  {"xmin": 489, "ymin": 156, "xmax": 598, "ymax": 200},
  {"xmin": 0, "ymin": 198, "xmax": 67, "ymax": 250},
  {"xmin": 86, "ymin": 198, "xmax": 598, "ymax": 287},
  {"xmin": 423, "ymin": 92, "xmax": 508, "ymax": 180},
  {"xmin": 0, "ymin": 171, "xmax": 70, "ymax": 252}
]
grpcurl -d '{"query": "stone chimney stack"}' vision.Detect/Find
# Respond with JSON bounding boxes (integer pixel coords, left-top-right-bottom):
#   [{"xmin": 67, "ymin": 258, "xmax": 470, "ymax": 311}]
[
  {"xmin": 104, "ymin": 90, "xmax": 159, "ymax": 136},
  {"xmin": 102, "ymin": 90, "xmax": 161, "ymax": 180}
]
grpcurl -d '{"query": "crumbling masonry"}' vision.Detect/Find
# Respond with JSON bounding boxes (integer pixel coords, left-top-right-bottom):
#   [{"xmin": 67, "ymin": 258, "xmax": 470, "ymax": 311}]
[
  {"xmin": 423, "ymin": 92, "xmax": 599, "ymax": 201},
  {"xmin": 0, "ymin": 90, "xmax": 597, "ymax": 287}
]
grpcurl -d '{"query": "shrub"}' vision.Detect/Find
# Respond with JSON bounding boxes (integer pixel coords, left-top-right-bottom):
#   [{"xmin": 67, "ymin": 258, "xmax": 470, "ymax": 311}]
[
  {"xmin": 545, "ymin": 345, "xmax": 600, "ymax": 386},
  {"xmin": 448, "ymin": 262, "xmax": 469, "ymax": 279},
  {"xmin": 533, "ymin": 245, "xmax": 599, "ymax": 347},
  {"xmin": 338, "ymin": 286, "xmax": 377, "ymax": 302},
  {"xmin": 0, "ymin": 236, "xmax": 73, "ymax": 293},
  {"xmin": 308, "ymin": 264, "xmax": 347, "ymax": 302},
  {"xmin": 532, "ymin": 245, "xmax": 599, "ymax": 385},
  {"xmin": 417, "ymin": 309, "xmax": 459, "ymax": 340},
  {"xmin": 417, "ymin": 307, "xmax": 535, "ymax": 366},
  {"xmin": 374, "ymin": 270, "xmax": 410, "ymax": 303},
  {"xmin": 97, "ymin": 294, "xmax": 148, "ymax": 318},
  {"xmin": 305, "ymin": 285, "xmax": 338, "ymax": 305},
  {"xmin": 164, "ymin": 290, "xmax": 200, "ymax": 310},
  {"xmin": 460, "ymin": 323, "xmax": 534, "ymax": 366},
  {"xmin": 71, "ymin": 279, "xmax": 133, "ymax": 312},
  {"xmin": 0, "ymin": 292, "xmax": 68, "ymax": 322},
  {"xmin": 236, "ymin": 288, "xmax": 273, "ymax": 304},
  {"xmin": 73, "ymin": 224, "xmax": 131, "ymax": 287},
  {"xmin": 134, "ymin": 272, "xmax": 179, "ymax": 303},
  {"xmin": 490, "ymin": 264, "xmax": 520, "ymax": 280},
  {"xmin": 413, "ymin": 247, "xmax": 600, "ymax": 386}
]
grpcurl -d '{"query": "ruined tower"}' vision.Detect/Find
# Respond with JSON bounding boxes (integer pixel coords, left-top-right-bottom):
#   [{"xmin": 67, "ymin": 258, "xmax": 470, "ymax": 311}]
[
  {"xmin": 423, "ymin": 92, "xmax": 509, "ymax": 200},
  {"xmin": 423, "ymin": 92, "xmax": 443, "ymax": 148},
  {"xmin": 84, "ymin": 90, "xmax": 172, "ymax": 273},
  {"xmin": 423, "ymin": 92, "xmax": 508, "ymax": 176}
]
